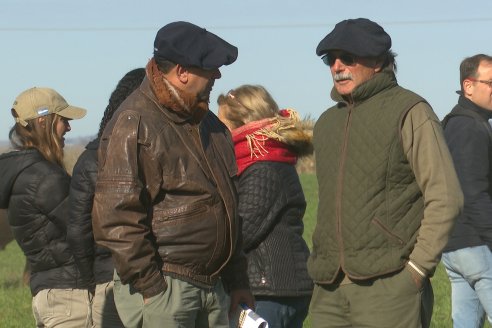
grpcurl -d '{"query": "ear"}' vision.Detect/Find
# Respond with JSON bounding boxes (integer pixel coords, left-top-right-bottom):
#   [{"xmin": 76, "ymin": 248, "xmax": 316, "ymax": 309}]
[
  {"xmin": 37, "ymin": 117, "xmax": 46, "ymax": 128},
  {"xmin": 463, "ymin": 79, "xmax": 474, "ymax": 97},
  {"xmin": 175, "ymin": 64, "xmax": 189, "ymax": 84},
  {"xmin": 374, "ymin": 59, "xmax": 384, "ymax": 73}
]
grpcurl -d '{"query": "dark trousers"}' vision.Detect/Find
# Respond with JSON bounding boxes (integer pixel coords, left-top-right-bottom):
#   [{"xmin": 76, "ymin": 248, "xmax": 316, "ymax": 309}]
[{"xmin": 254, "ymin": 295, "xmax": 311, "ymax": 328}]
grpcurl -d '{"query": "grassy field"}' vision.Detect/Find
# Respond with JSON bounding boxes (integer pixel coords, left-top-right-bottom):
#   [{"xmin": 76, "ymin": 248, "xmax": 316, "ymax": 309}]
[
  {"xmin": 0, "ymin": 173, "xmax": 486, "ymax": 327},
  {"xmin": 0, "ymin": 242, "xmax": 34, "ymax": 327}
]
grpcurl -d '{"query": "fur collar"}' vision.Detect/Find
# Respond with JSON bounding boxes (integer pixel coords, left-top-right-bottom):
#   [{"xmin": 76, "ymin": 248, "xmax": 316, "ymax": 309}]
[{"xmin": 145, "ymin": 58, "xmax": 208, "ymax": 122}]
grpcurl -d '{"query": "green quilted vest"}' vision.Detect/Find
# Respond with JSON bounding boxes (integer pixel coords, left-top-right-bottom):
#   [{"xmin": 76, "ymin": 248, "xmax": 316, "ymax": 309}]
[{"xmin": 308, "ymin": 71, "xmax": 425, "ymax": 283}]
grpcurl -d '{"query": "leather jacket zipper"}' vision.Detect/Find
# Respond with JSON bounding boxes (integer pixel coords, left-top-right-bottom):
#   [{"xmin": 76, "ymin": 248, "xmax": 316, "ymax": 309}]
[{"xmin": 192, "ymin": 124, "xmax": 233, "ymax": 274}]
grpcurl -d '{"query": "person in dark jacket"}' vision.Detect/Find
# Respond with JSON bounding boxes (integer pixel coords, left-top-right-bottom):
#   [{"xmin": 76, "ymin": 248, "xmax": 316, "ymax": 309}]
[
  {"xmin": 441, "ymin": 54, "xmax": 492, "ymax": 328},
  {"xmin": 217, "ymin": 84, "xmax": 314, "ymax": 328},
  {"xmin": 0, "ymin": 87, "xmax": 89, "ymax": 327},
  {"xmin": 92, "ymin": 21, "xmax": 254, "ymax": 328},
  {"xmin": 67, "ymin": 68, "xmax": 145, "ymax": 328}
]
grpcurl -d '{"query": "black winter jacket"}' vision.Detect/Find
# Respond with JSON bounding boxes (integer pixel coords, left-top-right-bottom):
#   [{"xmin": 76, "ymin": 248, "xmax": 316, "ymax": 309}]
[
  {"xmin": 443, "ymin": 95, "xmax": 492, "ymax": 252},
  {"xmin": 239, "ymin": 161, "xmax": 313, "ymax": 296},
  {"xmin": 67, "ymin": 139, "xmax": 113, "ymax": 285},
  {"xmin": 0, "ymin": 149, "xmax": 88, "ymax": 295}
]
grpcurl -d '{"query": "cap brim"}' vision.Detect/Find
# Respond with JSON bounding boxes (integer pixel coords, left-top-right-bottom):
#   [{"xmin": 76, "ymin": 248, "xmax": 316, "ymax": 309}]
[{"xmin": 57, "ymin": 105, "xmax": 87, "ymax": 120}]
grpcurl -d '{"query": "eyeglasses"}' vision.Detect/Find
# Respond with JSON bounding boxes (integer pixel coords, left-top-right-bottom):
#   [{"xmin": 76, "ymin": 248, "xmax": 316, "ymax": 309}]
[
  {"xmin": 467, "ymin": 77, "xmax": 492, "ymax": 88},
  {"xmin": 321, "ymin": 52, "xmax": 357, "ymax": 67}
]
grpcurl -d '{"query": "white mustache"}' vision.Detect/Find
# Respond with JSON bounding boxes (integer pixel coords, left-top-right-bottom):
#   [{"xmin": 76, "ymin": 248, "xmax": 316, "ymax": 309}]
[{"xmin": 334, "ymin": 73, "xmax": 352, "ymax": 81}]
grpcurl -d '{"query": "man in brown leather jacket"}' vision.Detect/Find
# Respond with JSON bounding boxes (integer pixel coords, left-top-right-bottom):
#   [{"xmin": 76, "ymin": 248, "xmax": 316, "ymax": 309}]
[{"xmin": 92, "ymin": 21, "xmax": 254, "ymax": 327}]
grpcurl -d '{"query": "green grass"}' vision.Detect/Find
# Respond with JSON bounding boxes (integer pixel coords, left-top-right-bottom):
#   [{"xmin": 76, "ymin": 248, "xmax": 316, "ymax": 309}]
[
  {"xmin": 0, "ymin": 242, "xmax": 35, "ymax": 327},
  {"xmin": 301, "ymin": 173, "xmax": 318, "ymax": 250},
  {"xmin": 0, "ymin": 173, "xmax": 488, "ymax": 327}
]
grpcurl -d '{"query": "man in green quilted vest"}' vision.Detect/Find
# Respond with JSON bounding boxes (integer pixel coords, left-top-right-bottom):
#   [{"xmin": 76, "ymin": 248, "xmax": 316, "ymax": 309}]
[{"xmin": 308, "ymin": 18, "xmax": 463, "ymax": 328}]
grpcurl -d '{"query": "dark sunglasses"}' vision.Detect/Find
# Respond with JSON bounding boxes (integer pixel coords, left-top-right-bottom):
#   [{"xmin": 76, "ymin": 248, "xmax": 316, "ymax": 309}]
[{"xmin": 321, "ymin": 52, "xmax": 357, "ymax": 67}]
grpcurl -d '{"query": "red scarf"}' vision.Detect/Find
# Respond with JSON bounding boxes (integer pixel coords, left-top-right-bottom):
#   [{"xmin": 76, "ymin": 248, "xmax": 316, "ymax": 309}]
[{"xmin": 232, "ymin": 116, "xmax": 297, "ymax": 176}]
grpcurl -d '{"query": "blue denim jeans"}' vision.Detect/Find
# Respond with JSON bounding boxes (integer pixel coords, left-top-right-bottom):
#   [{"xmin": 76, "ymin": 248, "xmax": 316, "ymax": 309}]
[
  {"xmin": 254, "ymin": 296, "xmax": 311, "ymax": 328},
  {"xmin": 442, "ymin": 245, "xmax": 492, "ymax": 328}
]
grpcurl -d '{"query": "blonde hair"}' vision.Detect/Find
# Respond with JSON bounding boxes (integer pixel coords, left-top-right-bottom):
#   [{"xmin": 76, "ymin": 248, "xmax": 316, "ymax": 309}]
[
  {"xmin": 217, "ymin": 84, "xmax": 279, "ymax": 130},
  {"xmin": 217, "ymin": 84, "xmax": 314, "ymax": 157},
  {"xmin": 9, "ymin": 110, "xmax": 66, "ymax": 168}
]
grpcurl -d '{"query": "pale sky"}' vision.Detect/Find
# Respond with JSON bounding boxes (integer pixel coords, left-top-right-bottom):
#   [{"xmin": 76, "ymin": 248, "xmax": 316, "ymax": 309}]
[{"xmin": 1, "ymin": 0, "xmax": 491, "ymax": 141}]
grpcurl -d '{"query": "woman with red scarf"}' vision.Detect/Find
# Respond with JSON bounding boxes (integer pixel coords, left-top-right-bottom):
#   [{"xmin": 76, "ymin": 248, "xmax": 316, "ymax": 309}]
[{"xmin": 217, "ymin": 85, "xmax": 314, "ymax": 328}]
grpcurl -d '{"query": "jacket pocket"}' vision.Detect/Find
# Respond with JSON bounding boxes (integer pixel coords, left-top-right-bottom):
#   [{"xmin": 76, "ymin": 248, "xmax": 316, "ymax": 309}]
[
  {"xmin": 152, "ymin": 201, "xmax": 224, "ymax": 272},
  {"xmin": 153, "ymin": 202, "xmax": 208, "ymax": 223},
  {"xmin": 95, "ymin": 179, "xmax": 140, "ymax": 194},
  {"xmin": 247, "ymin": 249, "xmax": 268, "ymax": 289},
  {"xmin": 371, "ymin": 217, "xmax": 404, "ymax": 245}
]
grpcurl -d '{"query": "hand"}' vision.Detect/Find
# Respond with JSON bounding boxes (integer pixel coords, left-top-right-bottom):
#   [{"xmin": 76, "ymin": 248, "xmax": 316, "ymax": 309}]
[
  {"xmin": 406, "ymin": 266, "xmax": 425, "ymax": 290},
  {"xmin": 228, "ymin": 289, "xmax": 255, "ymax": 316}
]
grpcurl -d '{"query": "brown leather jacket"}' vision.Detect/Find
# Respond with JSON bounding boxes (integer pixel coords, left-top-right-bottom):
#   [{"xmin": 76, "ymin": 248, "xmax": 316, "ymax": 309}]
[{"xmin": 92, "ymin": 78, "xmax": 249, "ymax": 298}]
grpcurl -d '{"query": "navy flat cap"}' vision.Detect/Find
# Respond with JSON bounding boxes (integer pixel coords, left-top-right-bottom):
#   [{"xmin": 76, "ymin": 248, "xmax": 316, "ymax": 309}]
[
  {"xmin": 153, "ymin": 21, "xmax": 238, "ymax": 70},
  {"xmin": 316, "ymin": 18, "xmax": 391, "ymax": 57}
]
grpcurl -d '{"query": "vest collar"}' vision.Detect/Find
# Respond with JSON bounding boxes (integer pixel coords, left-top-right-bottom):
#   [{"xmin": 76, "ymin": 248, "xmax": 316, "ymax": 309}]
[{"xmin": 331, "ymin": 68, "xmax": 398, "ymax": 105}]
